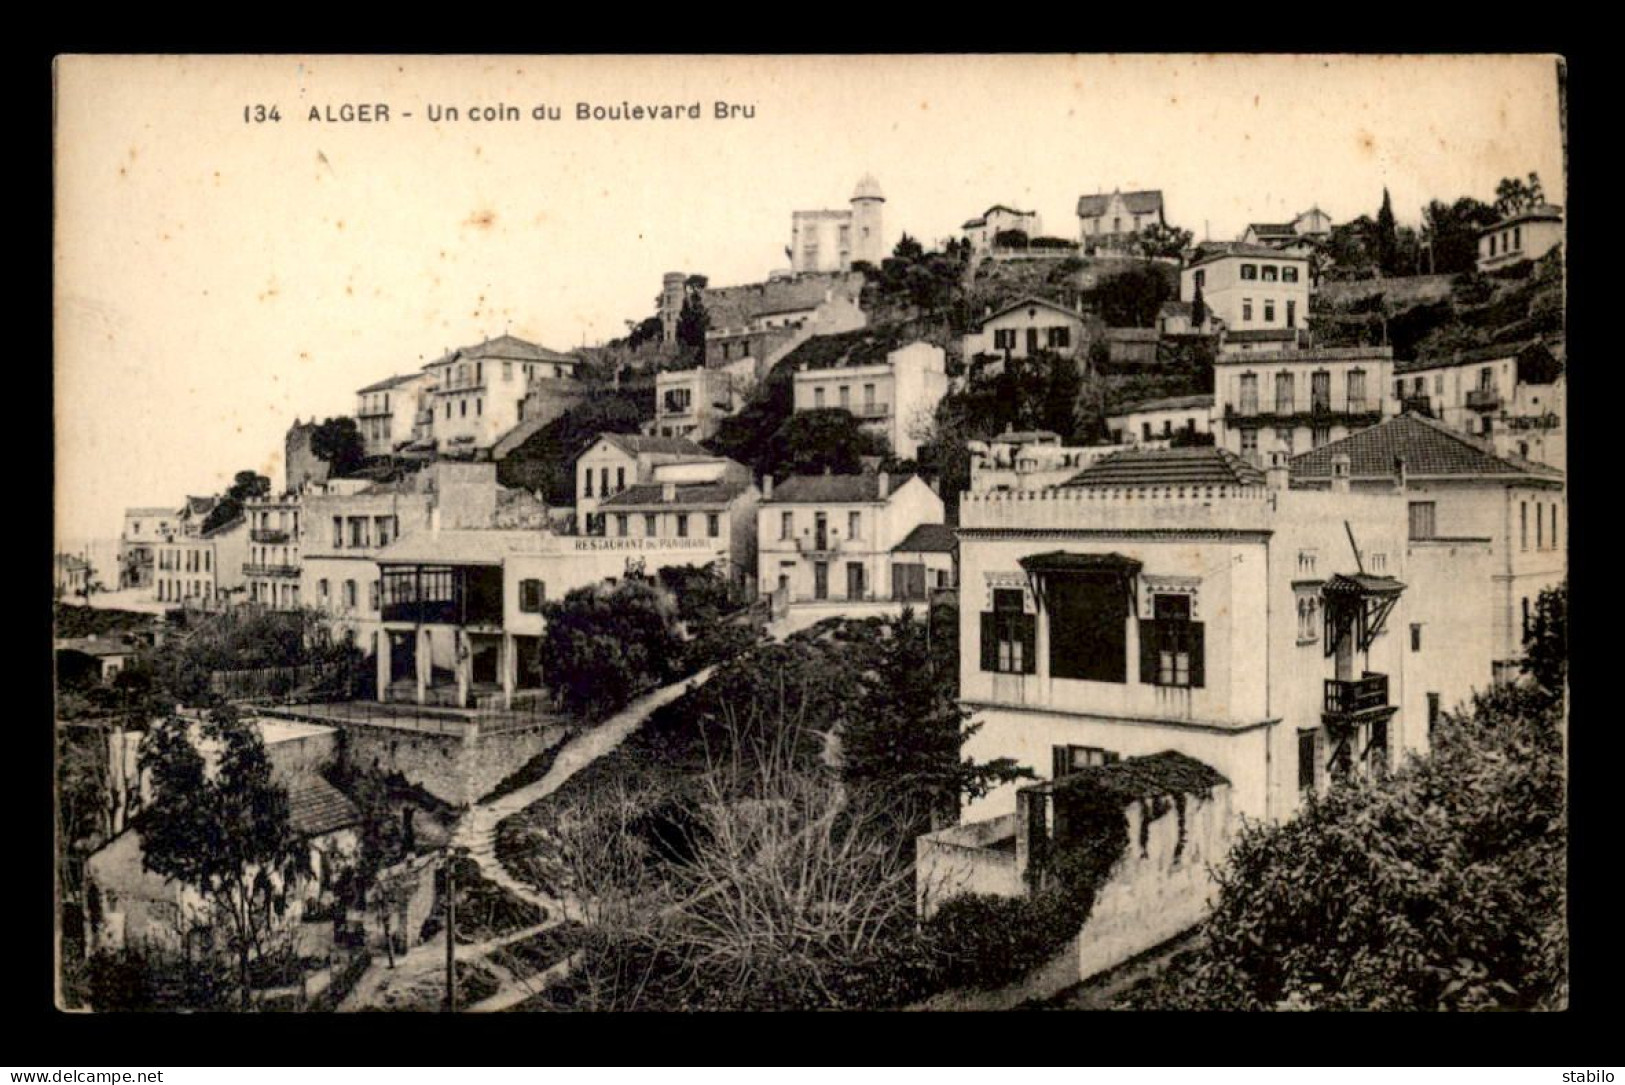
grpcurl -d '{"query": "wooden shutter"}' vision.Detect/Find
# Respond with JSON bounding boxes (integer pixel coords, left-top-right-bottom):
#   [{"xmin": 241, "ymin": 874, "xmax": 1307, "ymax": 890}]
[
  {"xmin": 1188, "ymin": 622, "xmax": 1205, "ymax": 688},
  {"xmin": 980, "ymin": 612, "xmax": 998, "ymax": 671},
  {"xmin": 1139, "ymin": 619, "xmax": 1160, "ymax": 684},
  {"xmin": 1051, "ymin": 746, "xmax": 1069, "ymax": 780},
  {"xmin": 1020, "ymin": 614, "xmax": 1037, "ymax": 674}
]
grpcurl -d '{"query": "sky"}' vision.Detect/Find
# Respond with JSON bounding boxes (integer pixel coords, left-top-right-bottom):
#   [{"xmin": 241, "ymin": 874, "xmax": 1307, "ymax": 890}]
[{"xmin": 54, "ymin": 53, "xmax": 1564, "ymax": 545}]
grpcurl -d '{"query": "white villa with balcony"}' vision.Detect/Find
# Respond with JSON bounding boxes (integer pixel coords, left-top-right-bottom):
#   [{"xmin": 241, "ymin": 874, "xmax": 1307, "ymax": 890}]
[
  {"xmin": 355, "ymin": 372, "xmax": 432, "ymax": 458},
  {"xmin": 1214, "ymin": 346, "xmax": 1396, "ymax": 467},
  {"xmin": 243, "ymin": 493, "xmax": 305, "ymax": 610}
]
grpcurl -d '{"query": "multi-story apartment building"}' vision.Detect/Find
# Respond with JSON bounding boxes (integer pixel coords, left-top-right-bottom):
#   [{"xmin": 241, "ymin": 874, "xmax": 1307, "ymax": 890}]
[
  {"xmin": 788, "ymin": 175, "xmax": 885, "ymax": 274},
  {"xmin": 649, "ymin": 364, "xmax": 746, "ymax": 441},
  {"xmin": 597, "ymin": 459, "xmax": 761, "ymax": 591},
  {"xmin": 1290, "ymin": 412, "xmax": 1564, "ymax": 684},
  {"xmin": 1478, "ymin": 205, "xmax": 1563, "ymax": 272},
  {"xmin": 422, "ymin": 335, "xmax": 579, "ymax": 456},
  {"xmin": 791, "ymin": 340, "xmax": 948, "ymax": 460},
  {"xmin": 1076, "ymin": 189, "xmax": 1165, "ymax": 253},
  {"xmin": 953, "ymin": 446, "xmax": 1480, "ymax": 825},
  {"xmin": 573, "ymin": 433, "xmax": 712, "ymax": 526},
  {"xmin": 1181, "ymin": 243, "xmax": 1311, "ymax": 342},
  {"xmin": 1214, "ymin": 346, "xmax": 1396, "ymax": 467},
  {"xmin": 243, "ymin": 493, "xmax": 305, "ymax": 611},
  {"xmin": 118, "ymin": 507, "xmax": 178, "ymax": 589},
  {"xmin": 959, "ymin": 297, "xmax": 1087, "ymax": 365},
  {"xmin": 355, "ymin": 372, "xmax": 432, "ymax": 458},
  {"xmin": 1107, "ymin": 394, "xmax": 1215, "ymax": 446},
  {"xmin": 154, "ymin": 515, "xmax": 248, "ymax": 609},
  {"xmin": 757, "ymin": 470, "xmax": 947, "ymax": 626},
  {"xmin": 1388, "ymin": 340, "xmax": 1565, "ymax": 472}
]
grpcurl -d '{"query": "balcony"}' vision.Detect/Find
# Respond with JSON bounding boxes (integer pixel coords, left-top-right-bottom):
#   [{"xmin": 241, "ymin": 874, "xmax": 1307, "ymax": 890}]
[
  {"xmin": 851, "ymin": 402, "xmax": 892, "ymax": 420},
  {"xmin": 795, "ymin": 535, "xmax": 843, "ymax": 557},
  {"xmin": 1466, "ymin": 388, "xmax": 1502, "ymax": 411},
  {"xmin": 244, "ymin": 563, "xmax": 300, "ymax": 579},
  {"xmin": 251, "ymin": 528, "xmax": 291, "ymax": 544},
  {"xmin": 1324, "ymin": 672, "xmax": 1391, "ymax": 720}
]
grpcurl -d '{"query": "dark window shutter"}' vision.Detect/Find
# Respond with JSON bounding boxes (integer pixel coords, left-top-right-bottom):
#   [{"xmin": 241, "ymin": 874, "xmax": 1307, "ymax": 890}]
[
  {"xmin": 1189, "ymin": 622, "xmax": 1205, "ymax": 688},
  {"xmin": 1140, "ymin": 620, "xmax": 1160, "ymax": 684},
  {"xmin": 980, "ymin": 612, "xmax": 998, "ymax": 671},
  {"xmin": 1051, "ymin": 746, "xmax": 1069, "ymax": 779},
  {"xmin": 1020, "ymin": 614, "xmax": 1037, "ymax": 674}
]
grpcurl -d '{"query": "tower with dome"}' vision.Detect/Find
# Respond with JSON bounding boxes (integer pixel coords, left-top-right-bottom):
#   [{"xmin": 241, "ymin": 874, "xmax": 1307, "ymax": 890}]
[{"xmin": 788, "ymin": 174, "xmax": 886, "ymax": 273}]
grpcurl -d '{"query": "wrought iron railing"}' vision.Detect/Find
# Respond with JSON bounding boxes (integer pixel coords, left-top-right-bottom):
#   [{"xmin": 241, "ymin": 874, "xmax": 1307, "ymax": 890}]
[{"xmin": 1324, "ymin": 672, "xmax": 1389, "ymax": 716}]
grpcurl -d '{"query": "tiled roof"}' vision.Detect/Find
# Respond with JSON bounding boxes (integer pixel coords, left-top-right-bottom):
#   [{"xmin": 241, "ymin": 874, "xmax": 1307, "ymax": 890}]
[
  {"xmin": 458, "ymin": 335, "xmax": 576, "ymax": 364},
  {"xmin": 976, "ymin": 296, "xmax": 1082, "ymax": 329},
  {"xmin": 1289, "ymin": 413, "xmax": 1563, "ymax": 481},
  {"xmin": 1188, "ymin": 242, "xmax": 1308, "ymax": 268},
  {"xmin": 1077, "ymin": 190, "xmax": 1164, "ymax": 218},
  {"xmin": 599, "ymin": 481, "xmax": 749, "ymax": 510},
  {"xmin": 993, "ymin": 429, "xmax": 1061, "ymax": 443},
  {"xmin": 597, "ymin": 433, "xmax": 710, "ymax": 458},
  {"xmin": 1247, "ymin": 223, "xmax": 1298, "ymax": 237},
  {"xmin": 125, "ymin": 506, "xmax": 177, "ymax": 517},
  {"xmin": 765, "ymin": 472, "xmax": 916, "ymax": 504},
  {"xmin": 357, "ymin": 372, "xmax": 426, "ymax": 394},
  {"xmin": 700, "ymin": 274, "xmax": 855, "ymax": 333},
  {"xmin": 55, "ymin": 636, "xmax": 140, "ymax": 657},
  {"xmin": 1479, "ymin": 204, "xmax": 1563, "ymax": 233},
  {"xmin": 286, "ymin": 778, "xmax": 361, "ymax": 839},
  {"xmin": 1112, "ymin": 393, "xmax": 1214, "ymax": 416},
  {"xmin": 783, "ymin": 326, "xmax": 912, "ymax": 371},
  {"xmin": 1063, "ymin": 447, "xmax": 1267, "ymax": 488},
  {"xmin": 893, "ymin": 523, "xmax": 957, "ymax": 554}
]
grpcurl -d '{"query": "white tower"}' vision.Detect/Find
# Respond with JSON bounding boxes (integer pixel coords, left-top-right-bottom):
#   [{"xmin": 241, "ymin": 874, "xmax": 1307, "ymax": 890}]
[{"xmin": 850, "ymin": 174, "xmax": 886, "ymax": 267}]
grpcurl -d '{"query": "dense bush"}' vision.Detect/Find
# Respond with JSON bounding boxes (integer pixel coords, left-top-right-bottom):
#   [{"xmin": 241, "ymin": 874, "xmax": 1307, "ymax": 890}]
[{"xmin": 538, "ymin": 578, "xmax": 683, "ymax": 720}]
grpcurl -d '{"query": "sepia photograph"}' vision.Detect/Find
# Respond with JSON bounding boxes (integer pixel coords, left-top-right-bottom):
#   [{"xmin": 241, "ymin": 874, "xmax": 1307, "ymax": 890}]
[{"xmin": 51, "ymin": 53, "xmax": 1568, "ymax": 1016}]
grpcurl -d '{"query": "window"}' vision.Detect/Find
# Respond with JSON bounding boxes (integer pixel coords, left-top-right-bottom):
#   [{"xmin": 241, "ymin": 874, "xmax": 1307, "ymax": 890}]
[
  {"xmin": 993, "ymin": 329, "xmax": 1016, "ymax": 350},
  {"xmin": 780, "ymin": 511, "xmax": 793, "ymax": 540},
  {"xmin": 376, "ymin": 516, "xmax": 393, "ymax": 548},
  {"xmin": 1520, "ymin": 501, "xmax": 1528, "ymax": 550},
  {"xmin": 1141, "ymin": 593, "xmax": 1204, "ymax": 688},
  {"xmin": 1513, "ymin": 225, "xmax": 1521, "ymax": 250},
  {"xmin": 1411, "ymin": 623, "xmax": 1423, "ymax": 652},
  {"xmin": 1242, "ymin": 298, "xmax": 1253, "ymax": 322},
  {"xmin": 838, "ymin": 386, "xmax": 850, "ymax": 409},
  {"xmin": 1241, "ymin": 430, "xmax": 1259, "ymax": 465},
  {"xmin": 369, "ymin": 581, "xmax": 380, "ymax": 611},
  {"xmin": 814, "ymin": 387, "xmax": 826, "ymax": 408},
  {"xmin": 707, "ymin": 513, "xmax": 720, "ymax": 538},
  {"xmin": 1347, "ymin": 369, "xmax": 1367, "ymax": 411},
  {"xmin": 980, "ymin": 588, "xmax": 1035, "ymax": 674},
  {"xmin": 1522, "ymin": 597, "xmax": 1531, "ymax": 639},
  {"xmin": 1193, "ymin": 269, "xmax": 1205, "ymax": 290},
  {"xmin": 343, "ymin": 580, "xmax": 357, "ymax": 608},
  {"xmin": 600, "ymin": 468, "xmax": 609, "ymax": 497},
  {"xmin": 1240, "ymin": 263, "xmax": 1258, "ymax": 280},
  {"xmin": 677, "ymin": 514, "xmax": 689, "ymax": 538},
  {"xmin": 1238, "ymin": 373, "xmax": 1259, "ymax": 415},
  {"xmin": 503, "ymin": 362, "xmax": 512, "ymax": 380},
  {"xmin": 645, "ymin": 514, "xmax": 657, "ymax": 536},
  {"xmin": 1282, "ymin": 266, "xmax": 1300, "ymax": 283},
  {"xmin": 583, "ymin": 470, "xmax": 593, "ymax": 497},
  {"xmin": 1052, "ymin": 745, "xmax": 1119, "ymax": 778},
  {"xmin": 1264, "ymin": 299, "xmax": 1276, "ymax": 323},
  {"xmin": 848, "ymin": 511, "xmax": 861, "ymax": 540},
  {"xmin": 1142, "ymin": 422, "xmax": 1153, "ymax": 442},
  {"xmin": 1311, "ymin": 370, "xmax": 1331, "ymax": 411},
  {"xmin": 350, "ymin": 517, "xmax": 368, "ymax": 548},
  {"xmin": 1551, "ymin": 504, "xmax": 1559, "ymax": 550},
  {"xmin": 1296, "ymin": 592, "xmax": 1319, "ymax": 644},
  {"xmin": 1428, "ymin": 693, "xmax": 1442, "ymax": 737},
  {"xmin": 1049, "ymin": 575, "xmax": 1129, "ymax": 682},
  {"xmin": 333, "ymin": 517, "xmax": 343, "ymax": 548},
  {"xmin": 1536, "ymin": 503, "xmax": 1544, "ymax": 548},
  {"xmin": 445, "ymin": 402, "xmax": 451, "ymax": 419},
  {"xmin": 1047, "ymin": 326, "xmax": 1071, "ymax": 349},
  {"xmin": 460, "ymin": 400, "xmax": 467, "ymax": 418},
  {"xmin": 1298, "ymin": 730, "xmax": 1321, "ymax": 792},
  {"xmin": 1262, "ymin": 265, "xmax": 1279, "ymax": 282},
  {"xmin": 1275, "ymin": 372, "xmax": 1295, "ymax": 414},
  {"xmin": 1408, "ymin": 501, "xmax": 1437, "ymax": 540},
  {"xmin": 616, "ymin": 514, "xmax": 629, "ymax": 536},
  {"xmin": 1276, "ymin": 428, "xmax": 1294, "ymax": 456},
  {"xmin": 1312, "ymin": 426, "xmax": 1330, "ymax": 449},
  {"xmin": 476, "ymin": 398, "xmax": 482, "ymax": 416},
  {"xmin": 520, "ymin": 579, "xmax": 545, "ymax": 613}
]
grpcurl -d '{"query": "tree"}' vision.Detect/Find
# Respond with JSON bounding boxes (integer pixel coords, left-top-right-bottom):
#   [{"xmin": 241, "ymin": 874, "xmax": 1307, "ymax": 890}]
[
  {"xmin": 1495, "ymin": 174, "xmax": 1538, "ymax": 217},
  {"xmin": 1424, "ymin": 197, "xmax": 1501, "ymax": 275},
  {"xmin": 228, "ymin": 471, "xmax": 271, "ymax": 503},
  {"xmin": 1092, "ymin": 265, "xmax": 1173, "ymax": 327},
  {"xmin": 1135, "ymin": 222, "xmax": 1194, "ymax": 260},
  {"xmin": 892, "ymin": 233, "xmax": 925, "ymax": 263},
  {"xmin": 1190, "ymin": 281, "xmax": 1207, "ymax": 328},
  {"xmin": 992, "ymin": 228, "xmax": 1029, "ymax": 250},
  {"xmin": 136, "ymin": 705, "xmax": 308, "ymax": 1009},
  {"xmin": 763, "ymin": 408, "xmax": 891, "ymax": 478},
  {"xmin": 1128, "ymin": 685, "xmax": 1564, "ymax": 1011},
  {"xmin": 675, "ymin": 291, "xmax": 709, "ymax": 366},
  {"xmin": 1375, "ymin": 188, "xmax": 1399, "ymax": 276},
  {"xmin": 538, "ymin": 578, "xmax": 683, "ymax": 720},
  {"xmin": 1521, "ymin": 581, "xmax": 1566, "ymax": 700},
  {"xmin": 310, "ymin": 417, "xmax": 366, "ymax": 477}
]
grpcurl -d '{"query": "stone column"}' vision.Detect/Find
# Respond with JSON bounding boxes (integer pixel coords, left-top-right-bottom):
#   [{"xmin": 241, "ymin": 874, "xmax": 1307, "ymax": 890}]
[
  {"xmin": 455, "ymin": 629, "xmax": 470, "ymax": 709},
  {"xmin": 376, "ymin": 630, "xmax": 391, "ymax": 704},
  {"xmin": 501, "ymin": 633, "xmax": 517, "ymax": 709},
  {"xmin": 415, "ymin": 627, "xmax": 430, "ymax": 705}
]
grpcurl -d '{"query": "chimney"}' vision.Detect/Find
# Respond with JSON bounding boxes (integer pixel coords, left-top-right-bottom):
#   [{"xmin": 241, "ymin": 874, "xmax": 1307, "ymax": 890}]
[
  {"xmin": 1266, "ymin": 450, "xmax": 1290, "ymax": 491},
  {"xmin": 1330, "ymin": 454, "xmax": 1352, "ymax": 494},
  {"xmin": 1393, "ymin": 455, "xmax": 1408, "ymax": 493},
  {"xmin": 762, "ymin": 475, "xmax": 774, "ymax": 500},
  {"xmin": 878, "ymin": 471, "xmax": 890, "ymax": 499},
  {"xmin": 662, "ymin": 481, "xmax": 677, "ymax": 502}
]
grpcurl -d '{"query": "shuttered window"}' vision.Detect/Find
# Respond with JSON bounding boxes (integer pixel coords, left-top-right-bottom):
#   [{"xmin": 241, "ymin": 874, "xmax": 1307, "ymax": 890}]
[
  {"xmin": 1138, "ymin": 593, "xmax": 1205, "ymax": 688},
  {"xmin": 980, "ymin": 588, "xmax": 1035, "ymax": 674}
]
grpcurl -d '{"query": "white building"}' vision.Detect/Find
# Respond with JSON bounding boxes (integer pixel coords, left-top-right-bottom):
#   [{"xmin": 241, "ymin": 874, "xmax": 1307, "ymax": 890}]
[
  {"xmin": 243, "ymin": 492, "xmax": 305, "ymax": 611},
  {"xmin": 118, "ymin": 507, "xmax": 179, "ymax": 589},
  {"xmin": 1389, "ymin": 340, "xmax": 1565, "ymax": 472},
  {"xmin": 1214, "ymin": 346, "xmax": 1396, "ymax": 467},
  {"xmin": 962, "ymin": 205, "xmax": 1044, "ymax": 254},
  {"xmin": 1076, "ymin": 189, "xmax": 1165, "ymax": 253},
  {"xmin": 1477, "ymin": 205, "xmax": 1563, "ymax": 272},
  {"xmin": 1107, "ymin": 394, "xmax": 1215, "ymax": 446},
  {"xmin": 959, "ymin": 297, "xmax": 1087, "ymax": 364},
  {"xmin": 355, "ymin": 372, "xmax": 432, "ymax": 458},
  {"xmin": 421, "ymin": 335, "xmax": 579, "ymax": 456},
  {"xmin": 954, "ymin": 446, "xmax": 1487, "ymax": 826},
  {"xmin": 1290, "ymin": 412, "xmax": 1565, "ymax": 685},
  {"xmin": 649, "ymin": 363, "xmax": 751, "ymax": 441},
  {"xmin": 757, "ymin": 470, "xmax": 946, "ymax": 627},
  {"xmin": 789, "ymin": 175, "xmax": 886, "ymax": 273},
  {"xmin": 1181, "ymin": 243, "xmax": 1311, "ymax": 344},
  {"xmin": 791, "ymin": 340, "xmax": 947, "ymax": 460},
  {"xmin": 597, "ymin": 459, "xmax": 761, "ymax": 591},
  {"xmin": 573, "ymin": 433, "xmax": 712, "ymax": 525}
]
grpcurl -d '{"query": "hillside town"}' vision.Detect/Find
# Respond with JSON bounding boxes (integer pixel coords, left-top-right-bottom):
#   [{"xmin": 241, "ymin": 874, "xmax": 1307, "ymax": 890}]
[{"xmin": 56, "ymin": 167, "xmax": 1567, "ymax": 1013}]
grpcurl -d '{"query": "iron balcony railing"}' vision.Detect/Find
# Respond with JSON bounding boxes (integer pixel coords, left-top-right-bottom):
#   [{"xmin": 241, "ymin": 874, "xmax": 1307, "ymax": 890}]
[
  {"xmin": 1324, "ymin": 672, "xmax": 1390, "ymax": 717},
  {"xmin": 251, "ymin": 529, "xmax": 291, "ymax": 544},
  {"xmin": 851, "ymin": 402, "xmax": 892, "ymax": 420},
  {"xmin": 244, "ymin": 563, "xmax": 300, "ymax": 579},
  {"xmin": 1466, "ymin": 388, "xmax": 1502, "ymax": 411}
]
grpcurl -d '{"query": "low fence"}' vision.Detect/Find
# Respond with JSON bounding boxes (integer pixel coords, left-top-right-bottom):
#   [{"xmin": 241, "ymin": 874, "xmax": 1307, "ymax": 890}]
[{"xmin": 208, "ymin": 661, "xmax": 360, "ymax": 702}]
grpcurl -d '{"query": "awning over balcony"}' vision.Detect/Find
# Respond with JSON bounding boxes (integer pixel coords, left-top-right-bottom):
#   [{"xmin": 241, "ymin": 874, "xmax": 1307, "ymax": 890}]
[
  {"xmin": 1018, "ymin": 551, "xmax": 1142, "ymax": 612},
  {"xmin": 1322, "ymin": 573, "xmax": 1405, "ymax": 654}
]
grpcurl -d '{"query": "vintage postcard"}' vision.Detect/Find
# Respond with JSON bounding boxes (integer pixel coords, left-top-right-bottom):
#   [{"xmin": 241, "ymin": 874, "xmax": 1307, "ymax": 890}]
[{"xmin": 53, "ymin": 54, "xmax": 1567, "ymax": 1013}]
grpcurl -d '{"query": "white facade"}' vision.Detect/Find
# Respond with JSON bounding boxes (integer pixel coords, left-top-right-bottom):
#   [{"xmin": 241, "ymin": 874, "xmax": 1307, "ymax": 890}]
[
  {"xmin": 1477, "ymin": 207, "xmax": 1563, "ymax": 272},
  {"xmin": 651, "ymin": 366, "xmax": 745, "ymax": 441},
  {"xmin": 789, "ymin": 175, "xmax": 886, "ymax": 273},
  {"xmin": 1390, "ymin": 349, "xmax": 1565, "ymax": 472},
  {"xmin": 1214, "ymin": 347, "xmax": 1396, "ymax": 466},
  {"xmin": 355, "ymin": 373, "xmax": 431, "ymax": 458},
  {"xmin": 1107, "ymin": 397, "xmax": 1215, "ymax": 446},
  {"xmin": 573, "ymin": 434, "xmax": 711, "ymax": 522},
  {"xmin": 968, "ymin": 434, "xmax": 1133, "ymax": 493},
  {"xmin": 959, "ymin": 298, "xmax": 1086, "ymax": 362},
  {"xmin": 1182, "ymin": 248, "xmax": 1310, "ymax": 337},
  {"xmin": 963, "ymin": 206, "xmax": 1043, "ymax": 254},
  {"xmin": 791, "ymin": 341, "xmax": 947, "ymax": 460},
  {"xmin": 242, "ymin": 494, "xmax": 305, "ymax": 611},
  {"xmin": 421, "ymin": 337, "xmax": 578, "ymax": 455}
]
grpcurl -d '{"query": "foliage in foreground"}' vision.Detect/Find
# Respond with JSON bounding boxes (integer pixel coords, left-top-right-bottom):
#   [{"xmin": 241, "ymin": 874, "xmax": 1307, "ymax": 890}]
[{"xmin": 1125, "ymin": 682, "xmax": 1566, "ymax": 1011}]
